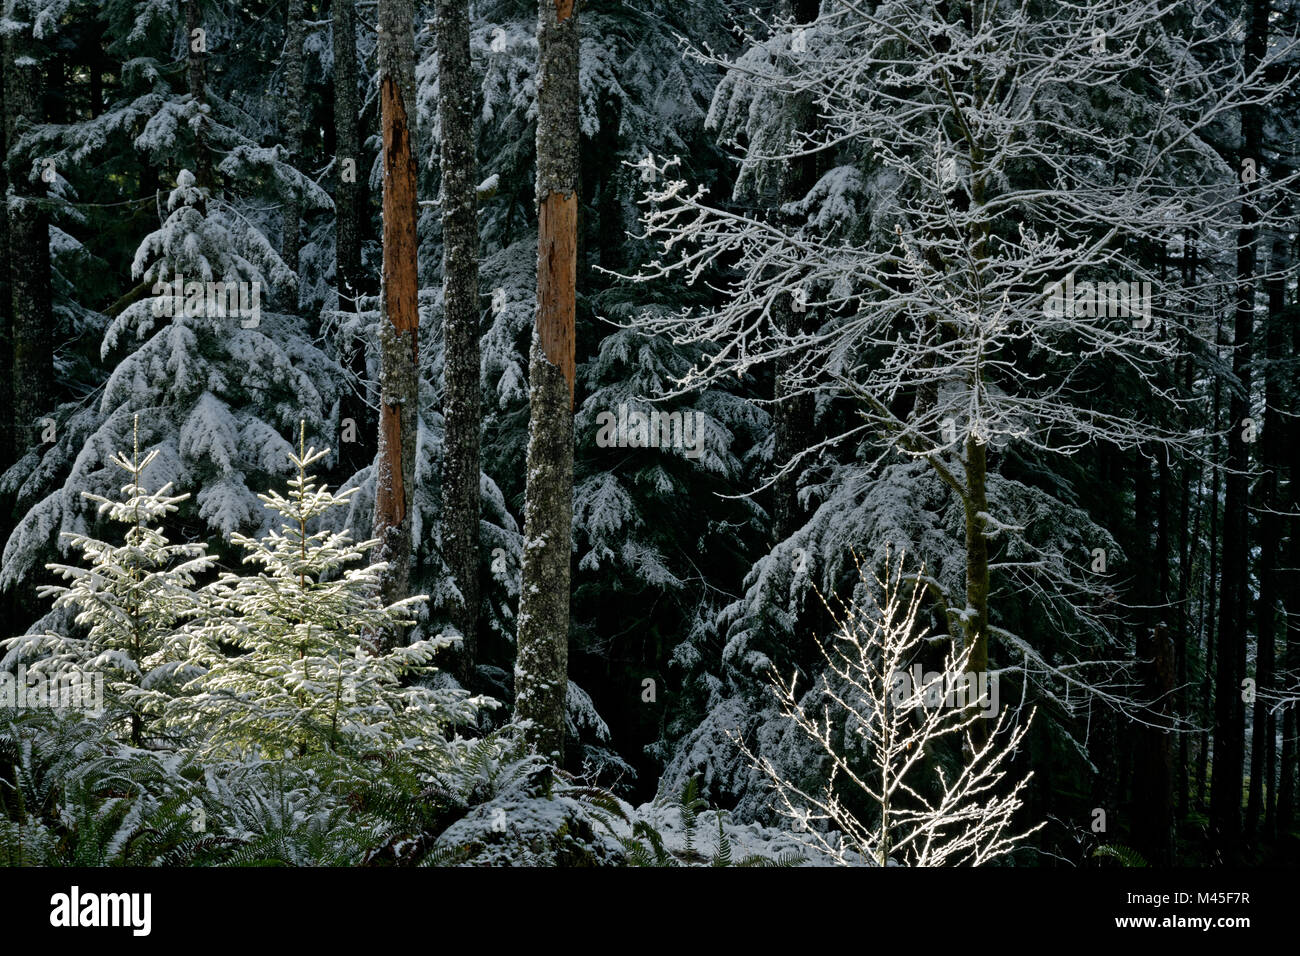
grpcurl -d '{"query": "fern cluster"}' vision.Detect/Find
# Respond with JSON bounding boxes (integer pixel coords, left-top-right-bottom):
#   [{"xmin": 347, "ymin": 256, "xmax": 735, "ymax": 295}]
[{"xmin": 613, "ymin": 777, "xmax": 804, "ymax": 867}]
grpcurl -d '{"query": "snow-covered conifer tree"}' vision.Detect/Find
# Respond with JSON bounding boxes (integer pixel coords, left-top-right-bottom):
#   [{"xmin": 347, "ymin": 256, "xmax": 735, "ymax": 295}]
[
  {"xmin": 164, "ymin": 428, "xmax": 487, "ymax": 762},
  {"xmin": 2, "ymin": 171, "xmax": 341, "ymax": 595},
  {"xmin": 1, "ymin": 418, "xmax": 213, "ymax": 746}
]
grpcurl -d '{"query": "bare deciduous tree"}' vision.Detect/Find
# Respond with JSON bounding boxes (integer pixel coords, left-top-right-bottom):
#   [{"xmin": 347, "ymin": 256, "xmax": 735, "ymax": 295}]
[{"xmin": 739, "ymin": 550, "xmax": 1042, "ymax": 866}]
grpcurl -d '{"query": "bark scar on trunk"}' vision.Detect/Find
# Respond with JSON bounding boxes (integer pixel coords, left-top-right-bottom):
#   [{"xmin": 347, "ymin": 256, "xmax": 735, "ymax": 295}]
[
  {"xmin": 537, "ymin": 190, "xmax": 577, "ymax": 405},
  {"xmin": 378, "ymin": 403, "xmax": 406, "ymax": 524},
  {"xmin": 376, "ymin": 68, "xmax": 418, "ymax": 535},
  {"xmin": 379, "ymin": 74, "xmax": 420, "ymax": 343}
]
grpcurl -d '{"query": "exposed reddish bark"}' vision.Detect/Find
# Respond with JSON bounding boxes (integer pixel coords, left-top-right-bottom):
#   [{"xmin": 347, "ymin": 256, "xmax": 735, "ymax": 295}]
[{"xmin": 537, "ymin": 191, "xmax": 577, "ymax": 405}]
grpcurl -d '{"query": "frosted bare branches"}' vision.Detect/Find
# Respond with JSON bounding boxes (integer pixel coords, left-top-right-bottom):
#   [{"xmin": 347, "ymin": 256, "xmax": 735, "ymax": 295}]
[
  {"xmin": 738, "ymin": 549, "xmax": 1043, "ymax": 866},
  {"xmin": 622, "ymin": 0, "xmax": 1298, "ymax": 461},
  {"xmin": 615, "ymin": 0, "xmax": 1299, "ymax": 726}
]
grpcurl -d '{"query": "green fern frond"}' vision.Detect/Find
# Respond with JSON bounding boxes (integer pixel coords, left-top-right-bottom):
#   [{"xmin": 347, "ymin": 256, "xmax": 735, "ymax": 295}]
[
  {"xmin": 736, "ymin": 850, "xmax": 806, "ymax": 867},
  {"xmin": 711, "ymin": 814, "xmax": 733, "ymax": 867},
  {"xmin": 1091, "ymin": 843, "xmax": 1148, "ymax": 867}
]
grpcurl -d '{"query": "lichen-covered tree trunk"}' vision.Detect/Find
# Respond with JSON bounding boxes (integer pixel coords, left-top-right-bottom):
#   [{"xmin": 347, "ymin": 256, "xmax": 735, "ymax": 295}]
[
  {"xmin": 332, "ymin": 0, "xmax": 371, "ymax": 477},
  {"xmin": 373, "ymin": 0, "xmax": 420, "ymax": 632},
  {"xmin": 4, "ymin": 12, "xmax": 52, "ymax": 451},
  {"xmin": 516, "ymin": 0, "xmax": 578, "ymax": 761},
  {"xmin": 437, "ymin": 0, "xmax": 482, "ymax": 686},
  {"xmin": 185, "ymin": 0, "xmax": 212, "ymax": 191},
  {"xmin": 281, "ymin": 0, "xmax": 306, "ymax": 285},
  {"xmin": 333, "ymin": 0, "xmax": 362, "ymax": 309}
]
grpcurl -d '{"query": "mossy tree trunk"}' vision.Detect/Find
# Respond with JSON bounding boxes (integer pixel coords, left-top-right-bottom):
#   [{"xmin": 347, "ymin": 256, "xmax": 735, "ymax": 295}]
[{"xmin": 516, "ymin": 0, "xmax": 579, "ymax": 761}]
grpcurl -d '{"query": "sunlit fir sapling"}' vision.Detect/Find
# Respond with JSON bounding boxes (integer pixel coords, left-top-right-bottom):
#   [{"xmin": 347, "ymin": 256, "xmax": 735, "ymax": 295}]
[
  {"xmin": 163, "ymin": 428, "xmax": 491, "ymax": 763},
  {"xmin": 1, "ymin": 419, "xmax": 213, "ymax": 746}
]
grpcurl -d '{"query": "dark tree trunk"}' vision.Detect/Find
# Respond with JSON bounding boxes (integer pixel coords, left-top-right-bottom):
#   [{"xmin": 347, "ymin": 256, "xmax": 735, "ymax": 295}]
[
  {"xmin": 1176, "ymin": 228, "xmax": 1199, "ymax": 824},
  {"xmin": 372, "ymin": 0, "xmax": 420, "ymax": 631},
  {"xmin": 5, "ymin": 15, "xmax": 52, "ymax": 450},
  {"xmin": 516, "ymin": 0, "xmax": 579, "ymax": 761},
  {"xmin": 1134, "ymin": 451, "xmax": 1174, "ymax": 864},
  {"xmin": 0, "ymin": 50, "xmax": 11, "ymax": 470},
  {"xmin": 1280, "ymin": 272, "xmax": 1300, "ymax": 834},
  {"xmin": 1176, "ymin": 367, "xmax": 1194, "ymax": 825},
  {"xmin": 332, "ymin": 0, "xmax": 372, "ymax": 477},
  {"xmin": 771, "ymin": 0, "xmax": 819, "ymax": 547},
  {"xmin": 186, "ymin": 0, "xmax": 212, "ymax": 191},
  {"xmin": 1209, "ymin": 0, "xmax": 1266, "ymax": 864},
  {"xmin": 89, "ymin": 50, "xmax": 103, "ymax": 118},
  {"xmin": 1197, "ymin": 317, "xmax": 1223, "ymax": 812},
  {"xmin": 281, "ymin": 0, "xmax": 306, "ymax": 286},
  {"xmin": 1249, "ymin": 226, "xmax": 1288, "ymax": 840},
  {"xmin": 437, "ymin": 0, "xmax": 482, "ymax": 687},
  {"xmin": 962, "ymin": 434, "xmax": 990, "ymax": 751}
]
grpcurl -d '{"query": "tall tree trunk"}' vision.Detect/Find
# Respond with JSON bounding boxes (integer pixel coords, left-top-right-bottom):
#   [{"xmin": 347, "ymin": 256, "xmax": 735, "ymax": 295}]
[
  {"xmin": 333, "ymin": 0, "xmax": 362, "ymax": 310},
  {"xmin": 771, "ymin": 0, "xmax": 819, "ymax": 547},
  {"xmin": 1176, "ymin": 228, "xmax": 1199, "ymax": 824},
  {"xmin": 373, "ymin": 0, "xmax": 420, "ymax": 631},
  {"xmin": 281, "ymin": 0, "xmax": 306, "ymax": 288},
  {"xmin": 1176, "ymin": 371, "xmax": 1193, "ymax": 824},
  {"xmin": 88, "ymin": 41, "xmax": 103, "ymax": 118},
  {"xmin": 1249, "ymin": 225, "xmax": 1288, "ymax": 840},
  {"xmin": 437, "ymin": 0, "xmax": 482, "ymax": 687},
  {"xmin": 0, "ymin": 48, "xmax": 12, "ymax": 470},
  {"xmin": 516, "ymin": 0, "xmax": 578, "ymax": 761},
  {"xmin": 1134, "ymin": 451, "xmax": 1174, "ymax": 864},
  {"xmin": 1280, "ymin": 264, "xmax": 1300, "ymax": 834},
  {"xmin": 186, "ymin": 0, "xmax": 212, "ymax": 192},
  {"xmin": 1209, "ymin": 0, "xmax": 1267, "ymax": 864},
  {"xmin": 1182, "ymin": 424, "xmax": 1202, "ymax": 821},
  {"xmin": 4, "ymin": 6, "xmax": 52, "ymax": 450},
  {"xmin": 963, "ymin": 434, "xmax": 990, "ymax": 750},
  {"xmin": 960, "ymin": 119, "xmax": 993, "ymax": 752},
  {"xmin": 1197, "ymin": 318, "xmax": 1223, "ymax": 812},
  {"xmin": 332, "ymin": 0, "xmax": 371, "ymax": 477}
]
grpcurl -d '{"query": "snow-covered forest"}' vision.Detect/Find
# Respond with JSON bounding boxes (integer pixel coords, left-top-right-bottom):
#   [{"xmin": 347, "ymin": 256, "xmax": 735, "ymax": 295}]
[{"xmin": 0, "ymin": 0, "xmax": 1297, "ymax": 870}]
